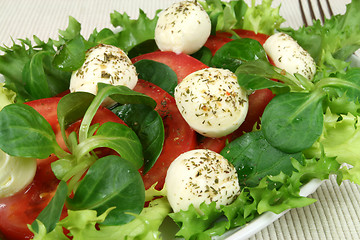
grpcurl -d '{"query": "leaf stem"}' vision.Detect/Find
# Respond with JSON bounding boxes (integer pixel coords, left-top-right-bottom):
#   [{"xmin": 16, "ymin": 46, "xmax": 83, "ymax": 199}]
[{"xmin": 315, "ymin": 77, "xmax": 360, "ymax": 93}]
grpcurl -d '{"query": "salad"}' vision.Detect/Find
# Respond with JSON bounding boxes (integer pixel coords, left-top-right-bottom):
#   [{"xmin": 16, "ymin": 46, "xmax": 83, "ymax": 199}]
[{"xmin": 1, "ymin": 0, "xmax": 360, "ymax": 239}]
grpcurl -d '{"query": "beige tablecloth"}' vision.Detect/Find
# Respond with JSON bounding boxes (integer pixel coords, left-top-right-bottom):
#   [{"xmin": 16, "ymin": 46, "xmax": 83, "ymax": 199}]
[{"xmin": 1, "ymin": 0, "xmax": 359, "ymax": 239}]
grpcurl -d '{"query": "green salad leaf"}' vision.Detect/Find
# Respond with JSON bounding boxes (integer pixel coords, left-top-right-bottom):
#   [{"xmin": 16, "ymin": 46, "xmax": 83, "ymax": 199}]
[
  {"xmin": 0, "ymin": 104, "xmax": 65, "ymax": 158},
  {"xmin": 243, "ymin": 0, "xmax": 285, "ymax": 35},
  {"xmin": 221, "ymin": 131, "xmax": 303, "ymax": 187},
  {"xmin": 280, "ymin": 0, "xmax": 360, "ymax": 78},
  {"xmin": 200, "ymin": 0, "xmax": 284, "ymax": 36},
  {"xmin": 134, "ymin": 59, "xmax": 178, "ymax": 96},
  {"xmin": 110, "ymin": 9, "xmax": 160, "ymax": 52},
  {"xmin": 66, "ymin": 155, "xmax": 145, "ymax": 226},
  {"xmin": 111, "ymin": 104, "xmax": 165, "ymax": 174},
  {"xmin": 0, "ymin": 83, "xmax": 16, "ymax": 110},
  {"xmin": 199, "ymin": 0, "xmax": 248, "ymax": 34},
  {"xmin": 211, "ymin": 38, "xmax": 268, "ymax": 72},
  {"xmin": 31, "ymin": 181, "xmax": 68, "ymax": 234},
  {"xmin": 170, "ymin": 148, "xmax": 341, "ymax": 239},
  {"xmin": 31, "ymin": 196, "xmax": 171, "ymax": 240},
  {"xmin": 0, "ymin": 38, "xmax": 71, "ymax": 103}
]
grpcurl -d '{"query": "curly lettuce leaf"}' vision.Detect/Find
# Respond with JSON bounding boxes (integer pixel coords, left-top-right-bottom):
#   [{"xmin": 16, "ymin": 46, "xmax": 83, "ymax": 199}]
[
  {"xmin": 110, "ymin": 9, "xmax": 160, "ymax": 53},
  {"xmin": 199, "ymin": 0, "xmax": 248, "ymax": 34},
  {"xmin": 243, "ymin": 0, "xmax": 285, "ymax": 35},
  {"xmin": 0, "ymin": 21, "xmax": 76, "ymax": 103},
  {"xmin": 304, "ymin": 108, "xmax": 360, "ymax": 184},
  {"xmin": 30, "ymin": 197, "xmax": 171, "ymax": 240},
  {"xmin": 200, "ymin": 0, "xmax": 283, "ymax": 35},
  {"xmin": 170, "ymin": 150, "xmax": 341, "ymax": 240},
  {"xmin": 0, "ymin": 83, "xmax": 16, "ymax": 110},
  {"xmin": 280, "ymin": 0, "xmax": 360, "ymax": 79}
]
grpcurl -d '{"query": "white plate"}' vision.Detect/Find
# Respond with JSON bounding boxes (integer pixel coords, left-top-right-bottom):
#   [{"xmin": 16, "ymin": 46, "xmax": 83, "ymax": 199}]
[{"xmin": 1, "ymin": 1, "xmax": 360, "ymax": 239}]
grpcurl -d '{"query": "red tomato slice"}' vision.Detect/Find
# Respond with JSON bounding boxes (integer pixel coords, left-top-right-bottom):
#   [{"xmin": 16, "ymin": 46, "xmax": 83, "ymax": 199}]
[
  {"xmin": 134, "ymin": 79, "xmax": 197, "ymax": 189},
  {"xmin": 233, "ymin": 29, "xmax": 270, "ymax": 45},
  {"xmin": 204, "ymin": 34, "xmax": 233, "ymax": 55},
  {"xmin": 0, "ymin": 154, "xmax": 64, "ymax": 240},
  {"xmin": 131, "ymin": 51, "xmax": 208, "ymax": 83},
  {"xmin": 230, "ymin": 88, "xmax": 275, "ymax": 140},
  {"xmin": 0, "ymin": 97, "xmax": 126, "ymax": 240},
  {"xmin": 204, "ymin": 29, "xmax": 270, "ymax": 55}
]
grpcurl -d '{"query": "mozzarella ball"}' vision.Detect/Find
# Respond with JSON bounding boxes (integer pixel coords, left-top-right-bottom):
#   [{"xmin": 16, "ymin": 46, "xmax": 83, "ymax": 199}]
[
  {"xmin": 174, "ymin": 68, "xmax": 248, "ymax": 138},
  {"xmin": 165, "ymin": 149, "xmax": 240, "ymax": 213},
  {"xmin": 70, "ymin": 44, "xmax": 138, "ymax": 105},
  {"xmin": 155, "ymin": 1, "xmax": 211, "ymax": 54},
  {"xmin": 0, "ymin": 150, "xmax": 37, "ymax": 198},
  {"xmin": 263, "ymin": 32, "xmax": 316, "ymax": 80}
]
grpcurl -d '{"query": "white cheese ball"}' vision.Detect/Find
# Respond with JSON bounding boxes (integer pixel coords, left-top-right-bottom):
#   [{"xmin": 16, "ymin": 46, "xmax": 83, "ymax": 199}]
[
  {"xmin": 174, "ymin": 68, "xmax": 248, "ymax": 138},
  {"xmin": 155, "ymin": 1, "xmax": 211, "ymax": 54},
  {"xmin": 0, "ymin": 150, "xmax": 36, "ymax": 198},
  {"xmin": 263, "ymin": 32, "xmax": 316, "ymax": 80},
  {"xmin": 70, "ymin": 44, "xmax": 138, "ymax": 104},
  {"xmin": 165, "ymin": 149, "xmax": 240, "ymax": 213}
]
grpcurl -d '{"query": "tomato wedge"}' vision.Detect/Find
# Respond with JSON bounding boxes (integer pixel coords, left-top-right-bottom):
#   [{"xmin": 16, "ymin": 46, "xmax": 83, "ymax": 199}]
[
  {"xmin": 132, "ymin": 51, "xmax": 208, "ymax": 83},
  {"xmin": 204, "ymin": 29, "xmax": 270, "ymax": 55},
  {"xmin": 134, "ymin": 79, "xmax": 197, "ymax": 189},
  {"xmin": 0, "ymin": 97, "xmax": 126, "ymax": 240}
]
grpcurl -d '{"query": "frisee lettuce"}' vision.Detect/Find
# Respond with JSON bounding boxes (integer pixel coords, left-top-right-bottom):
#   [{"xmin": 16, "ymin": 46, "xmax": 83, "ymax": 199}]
[
  {"xmin": 280, "ymin": 0, "xmax": 360, "ymax": 80},
  {"xmin": 0, "ymin": 10, "xmax": 160, "ymax": 103},
  {"xmin": 0, "ymin": 83, "xmax": 16, "ymax": 110},
  {"xmin": 199, "ymin": 0, "xmax": 284, "ymax": 36},
  {"xmin": 304, "ymin": 108, "xmax": 360, "ymax": 184},
  {"xmin": 170, "ymin": 149, "xmax": 341, "ymax": 240},
  {"xmin": 243, "ymin": 0, "xmax": 285, "ymax": 35},
  {"xmin": 30, "ymin": 196, "xmax": 171, "ymax": 240}
]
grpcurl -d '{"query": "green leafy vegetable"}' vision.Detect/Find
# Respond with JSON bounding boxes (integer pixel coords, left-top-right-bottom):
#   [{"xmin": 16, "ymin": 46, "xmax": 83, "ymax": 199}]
[
  {"xmin": 171, "ymin": 149, "xmax": 341, "ymax": 239},
  {"xmin": 170, "ymin": 202, "xmax": 223, "ymax": 239},
  {"xmin": 191, "ymin": 46, "xmax": 213, "ymax": 66},
  {"xmin": 22, "ymin": 51, "xmax": 53, "ymax": 99},
  {"xmin": 304, "ymin": 108, "xmax": 360, "ymax": 183},
  {"xmin": 199, "ymin": 0, "xmax": 248, "ymax": 34},
  {"xmin": 110, "ymin": 9, "xmax": 160, "ymax": 52},
  {"xmin": 31, "ymin": 197, "xmax": 171, "ymax": 240},
  {"xmin": 221, "ymin": 131, "xmax": 303, "ymax": 187},
  {"xmin": 31, "ymin": 181, "xmax": 68, "ymax": 233},
  {"xmin": 261, "ymin": 91, "xmax": 325, "ymax": 153},
  {"xmin": 53, "ymin": 35, "xmax": 87, "ymax": 71},
  {"xmin": 211, "ymin": 38, "xmax": 268, "ymax": 72},
  {"xmin": 134, "ymin": 59, "xmax": 178, "ymax": 96},
  {"xmin": 66, "ymin": 155, "xmax": 145, "ymax": 225},
  {"xmin": 75, "ymin": 122, "xmax": 143, "ymax": 168},
  {"xmin": 280, "ymin": 0, "xmax": 360, "ymax": 78},
  {"xmin": 111, "ymin": 104, "xmax": 165, "ymax": 173},
  {"xmin": 78, "ymin": 83, "xmax": 156, "ymax": 143},
  {"xmin": 0, "ymin": 104, "xmax": 65, "ymax": 158},
  {"xmin": 200, "ymin": 0, "xmax": 284, "ymax": 36},
  {"xmin": 127, "ymin": 39, "xmax": 159, "ymax": 59},
  {"xmin": 0, "ymin": 83, "xmax": 16, "ymax": 110},
  {"xmin": 57, "ymin": 92, "xmax": 95, "ymax": 150},
  {"xmin": 243, "ymin": 0, "xmax": 285, "ymax": 35}
]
